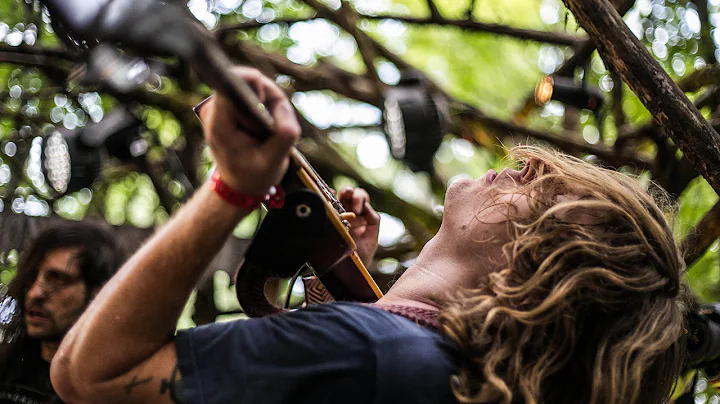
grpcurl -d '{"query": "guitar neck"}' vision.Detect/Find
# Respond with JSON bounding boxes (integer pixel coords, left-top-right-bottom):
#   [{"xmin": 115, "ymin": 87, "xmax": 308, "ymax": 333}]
[{"xmin": 193, "ymin": 31, "xmax": 276, "ymax": 140}]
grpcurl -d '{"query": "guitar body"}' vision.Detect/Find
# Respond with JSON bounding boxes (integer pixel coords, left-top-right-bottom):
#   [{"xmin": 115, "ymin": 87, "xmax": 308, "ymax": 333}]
[{"xmin": 235, "ymin": 152, "xmax": 382, "ymax": 317}]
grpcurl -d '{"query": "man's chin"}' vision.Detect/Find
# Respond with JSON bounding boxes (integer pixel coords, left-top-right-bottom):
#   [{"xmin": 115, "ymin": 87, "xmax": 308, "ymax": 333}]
[{"xmin": 26, "ymin": 328, "xmax": 64, "ymax": 342}]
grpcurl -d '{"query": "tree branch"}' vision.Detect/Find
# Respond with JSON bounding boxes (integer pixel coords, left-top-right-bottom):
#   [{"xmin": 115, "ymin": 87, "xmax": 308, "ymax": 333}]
[
  {"xmin": 563, "ymin": 0, "xmax": 720, "ymax": 194},
  {"xmin": 426, "ymin": 0, "xmax": 443, "ymax": 21},
  {"xmin": 215, "ymin": 17, "xmax": 313, "ymax": 38},
  {"xmin": 679, "ymin": 64, "xmax": 720, "ymax": 93},
  {"xmin": 221, "ymin": 39, "xmax": 380, "ymax": 105},
  {"xmin": 361, "ymin": 14, "xmax": 585, "ymax": 47},
  {"xmin": 216, "ymin": 14, "xmax": 586, "ymax": 47},
  {"xmin": 339, "ymin": 1, "xmax": 384, "ymax": 92},
  {"xmin": 465, "ymin": 0, "xmax": 478, "ymax": 20},
  {"xmin": 616, "ymin": 81, "xmax": 720, "ymax": 151},
  {"xmin": 455, "ymin": 102, "xmax": 653, "ymax": 170},
  {"xmin": 298, "ymin": 0, "xmax": 384, "ymax": 93},
  {"xmin": 682, "ymin": 200, "xmax": 720, "ymax": 268},
  {"xmin": 0, "ymin": 44, "xmax": 80, "ymax": 61},
  {"xmin": 0, "ymin": 45, "xmax": 77, "ymax": 83},
  {"xmin": 696, "ymin": 85, "xmax": 720, "ymax": 110},
  {"xmin": 611, "ymin": 70, "xmax": 625, "ymax": 128},
  {"xmin": 133, "ymin": 156, "xmax": 177, "ymax": 214}
]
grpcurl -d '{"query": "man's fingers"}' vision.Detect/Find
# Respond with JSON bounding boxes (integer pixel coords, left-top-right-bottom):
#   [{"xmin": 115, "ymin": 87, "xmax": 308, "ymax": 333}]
[
  {"xmin": 230, "ymin": 67, "xmax": 270, "ymax": 101},
  {"xmin": 337, "ymin": 188, "xmax": 379, "ymax": 226},
  {"xmin": 340, "ymin": 212, "xmax": 356, "ymax": 222},
  {"xmin": 350, "ymin": 188, "xmax": 370, "ymax": 214},
  {"xmin": 261, "ymin": 98, "xmax": 301, "ymax": 163},
  {"xmin": 200, "ymin": 95, "xmax": 233, "ymax": 139},
  {"xmin": 349, "ymin": 217, "xmax": 369, "ymax": 228},
  {"xmin": 199, "ymin": 95, "xmax": 261, "ymax": 153},
  {"xmin": 338, "ymin": 186, "xmax": 354, "ymax": 202},
  {"xmin": 362, "ymin": 200, "xmax": 380, "ymax": 226}
]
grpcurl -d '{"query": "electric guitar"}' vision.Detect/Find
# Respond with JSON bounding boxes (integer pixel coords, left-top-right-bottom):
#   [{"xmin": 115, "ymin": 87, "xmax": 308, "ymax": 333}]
[{"xmin": 39, "ymin": 0, "xmax": 383, "ymax": 316}]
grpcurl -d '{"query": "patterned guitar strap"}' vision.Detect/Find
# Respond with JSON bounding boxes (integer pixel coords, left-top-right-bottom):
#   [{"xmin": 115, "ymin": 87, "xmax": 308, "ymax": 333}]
[{"xmin": 301, "ymin": 276, "xmax": 441, "ymax": 330}]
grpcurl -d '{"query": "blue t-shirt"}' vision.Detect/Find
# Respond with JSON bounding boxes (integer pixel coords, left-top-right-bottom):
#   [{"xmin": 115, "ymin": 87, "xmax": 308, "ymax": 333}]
[{"xmin": 175, "ymin": 302, "xmax": 458, "ymax": 404}]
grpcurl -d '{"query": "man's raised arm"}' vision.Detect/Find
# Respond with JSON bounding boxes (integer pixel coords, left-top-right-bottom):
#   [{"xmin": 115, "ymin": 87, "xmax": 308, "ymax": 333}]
[{"xmin": 50, "ymin": 68, "xmax": 301, "ymax": 404}]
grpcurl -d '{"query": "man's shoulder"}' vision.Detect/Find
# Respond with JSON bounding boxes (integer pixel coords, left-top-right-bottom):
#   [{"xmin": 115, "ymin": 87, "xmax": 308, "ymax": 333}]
[
  {"xmin": 284, "ymin": 303, "xmax": 458, "ymax": 367},
  {"xmin": 178, "ymin": 302, "xmax": 449, "ymax": 353},
  {"xmin": 280, "ymin": 302, "xmax": 446, "ymax": 341},
  {"xmin": 174, "ymin": 303, "xmax": 458, "ymax": 404}
]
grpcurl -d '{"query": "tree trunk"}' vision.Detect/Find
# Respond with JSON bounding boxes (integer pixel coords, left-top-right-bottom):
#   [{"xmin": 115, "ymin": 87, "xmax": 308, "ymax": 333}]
[{"xmin": 562, "ymin": 0, "xmax": 720, "ymax": 194}]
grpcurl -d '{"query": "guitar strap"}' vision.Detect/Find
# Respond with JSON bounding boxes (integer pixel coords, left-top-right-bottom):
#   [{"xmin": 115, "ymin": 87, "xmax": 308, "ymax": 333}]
[{"xmin": 301, "ymin": 276, "xmax": 334, "ymax": 305}]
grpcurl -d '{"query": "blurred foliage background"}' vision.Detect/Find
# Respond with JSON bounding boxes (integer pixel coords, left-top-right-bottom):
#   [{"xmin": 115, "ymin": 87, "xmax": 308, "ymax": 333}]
[{"xmin": 0, "ymin": 0, "xmax": 720, "ymax": 399}]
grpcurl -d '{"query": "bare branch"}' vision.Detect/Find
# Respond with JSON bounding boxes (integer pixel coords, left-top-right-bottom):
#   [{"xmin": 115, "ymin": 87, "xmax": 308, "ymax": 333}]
[
  {"xmin": 0, "ymin": 45, "xmax": 77, "ymax": 77},
  {"xmin": 679, "ymin": 64, "xmax": 720, "ymax": 93},
  {"xmin": 682, "ymin": 200, "xmax": 720, "ymax": 268},
  {"xmin": 426, "ymin": 0, "xmax": 443, "ymax": 21},
  {"xmin": 361, "ymin": 14, "xmax": 585, "ymax": 46},
  {"xmin": 616, "ymin": 81, "xmax": 720, "ymax": 151},
  {"xmin": 454, "ymin": 102, "xmax": 654, "ymax": 170},
  {"xmin": 299, "ymin": 0, "xmax": 384, "ymax": 92},
  {"xmin": 134, "ymin": 156, "xmax": 177, "ymax": 214},
  {"xmin": 0, "ymin": 44, "xmax": 80, "ymax": 61},
  {"xmin": 465, "ymin": 0, "xmax": 477, "ymax": 20},
  {"xmin": 221, "ymin": 19, "xmax": 649, "ymax": 173},
  {"xmin": 221, "ymin": 39, "xmax": 380, "ymax": 105},
  {"xmin": 611, "ymin": 70, "xmax": 625, "ymax": 128},
  {"xmin": 215, "ymin": 17, "xmax": 313, "ymax": 38},
  {"xmin": 696, "ymin": 86, "xmax": 720, "ymax": 110},
  {"xmin": 216, "ymin": 14, "xmax": 585, "ymax": 47}
]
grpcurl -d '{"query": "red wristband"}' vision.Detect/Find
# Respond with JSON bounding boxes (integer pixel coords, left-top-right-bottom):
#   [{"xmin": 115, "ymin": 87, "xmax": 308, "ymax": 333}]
[{"xmin": 210, "ymin": 172, "xmax": 284, "ymax": 209}]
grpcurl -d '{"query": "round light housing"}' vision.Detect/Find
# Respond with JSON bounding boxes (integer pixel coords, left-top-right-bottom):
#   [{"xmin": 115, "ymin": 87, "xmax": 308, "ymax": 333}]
[
  {"xmin": 534, "ymin": 75, "xmax": 605, "ymax": 113},
  {"xmin": 382, "ymin": 72, "xmax": 450, "ymax": 173},
  {"xmin": 41, "ymin": 129, "xmax": 103, "ymax": 197}
]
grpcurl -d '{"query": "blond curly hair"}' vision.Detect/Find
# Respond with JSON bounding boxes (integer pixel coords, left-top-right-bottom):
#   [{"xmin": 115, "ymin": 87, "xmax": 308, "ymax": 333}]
[{"xmin": 440, "ymin": 146, "xmax": 687, "ymax": 404}]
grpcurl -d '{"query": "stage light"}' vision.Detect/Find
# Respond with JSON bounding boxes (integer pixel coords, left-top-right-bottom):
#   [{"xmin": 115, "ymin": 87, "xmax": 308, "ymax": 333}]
[
  {"xmin": 535, "ymin": 75, "xmax": 605, "ymax": 113},
  {"xmin": 383, "ymin": 71, "xmax": 450, "ymax": 173},
  {"xmin": 41, "ymin": 108, "xmax": 145, "ymax": 196},
  {"xmin": 42, "ymin": 129, "xmax": 102, "ymax": 196},
  {"xmin": 42, "ymin": 131, "xmax": 73, "ymax": 195}
]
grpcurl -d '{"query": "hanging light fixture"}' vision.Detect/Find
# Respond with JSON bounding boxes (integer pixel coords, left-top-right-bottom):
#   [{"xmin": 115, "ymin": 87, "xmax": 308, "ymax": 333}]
[
  {"xmin": 40, "ymin": 108, "xmax": 146, "ymax": 196},
  {"xmin": 534, "ymin": 75, "xmax": 605, "ymax": 113},
  {"xmin": 383, "ymin": 70, "xmax": 450, "ymax": 174},
  {"xmin": 41, "ymin": 129, "xmax": 101, "ymax": 196}
]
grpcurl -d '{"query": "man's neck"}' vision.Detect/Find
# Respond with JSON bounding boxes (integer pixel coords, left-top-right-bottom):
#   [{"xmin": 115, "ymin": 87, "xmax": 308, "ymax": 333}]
[
  {"xmin": 40, "ymin": 341, "xmax": 60, "ymax": 362},
  {"xmin": 376, "ymin": 240, "xmax": 464, "ymax": 311},
  {"xmin": 376, "ymin": 232, "xmax": 500, "ymax": 311}
]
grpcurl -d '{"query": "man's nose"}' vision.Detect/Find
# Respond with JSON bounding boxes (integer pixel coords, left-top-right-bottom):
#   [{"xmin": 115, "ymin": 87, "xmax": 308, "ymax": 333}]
[
  {"xmin": 26, "ymin": 279, "xmax": 46, "ymax": 302},
  {"xmin": 499, "ymin": 167, "xmax": 523, "ymax": 183}
]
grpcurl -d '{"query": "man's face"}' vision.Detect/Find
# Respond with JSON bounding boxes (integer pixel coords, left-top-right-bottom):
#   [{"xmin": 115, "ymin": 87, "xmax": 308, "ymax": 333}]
[
  {"xmin": 442, "ymin": 164, "xmax": 533, "ymax": 238},
  {"xmin": 24, "ymin": 248, "xmax": 88, "ymax": 341},
  {"xmin": 435, "ymin": 161, "xmax": 539, "ymax": 275}
]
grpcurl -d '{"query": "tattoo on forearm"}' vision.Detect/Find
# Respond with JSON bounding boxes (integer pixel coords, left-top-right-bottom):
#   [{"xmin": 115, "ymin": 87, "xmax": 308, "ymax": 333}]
[
  {"xmin": 160, "ymin": 363, "xmax": 187, "ymax": 404},
  {"xmin": 124, "ymin": 375, "xmax": 153, "ymax": 394}
]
